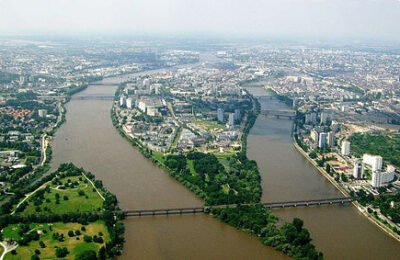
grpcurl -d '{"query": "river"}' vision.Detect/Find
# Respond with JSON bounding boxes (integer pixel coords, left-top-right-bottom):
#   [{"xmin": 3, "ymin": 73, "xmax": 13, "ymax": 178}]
[
  {"xmin": 50, "ymin": 73, "xmax": 287, "ymax": 259},
  {"xmin": 246, "ymin": 86, "xmax": 400, "ymax": 259},
  {"xmin": 49, "ymin": 68, "xmax": 400, "ymax": 259}
]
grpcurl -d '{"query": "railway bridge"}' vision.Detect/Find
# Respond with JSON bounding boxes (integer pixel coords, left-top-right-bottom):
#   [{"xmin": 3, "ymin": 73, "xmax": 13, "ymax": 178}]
[{"xmin": 123, "ymin": 197, "xmax": 354, "ymax": 217}]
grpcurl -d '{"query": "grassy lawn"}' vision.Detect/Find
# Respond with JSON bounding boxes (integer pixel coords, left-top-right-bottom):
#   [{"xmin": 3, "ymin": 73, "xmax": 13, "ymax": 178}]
[
  {"xmin": 194, "ymin": 120, "xmax": 225, "ymax": 132},
  {"xmin": 187, "ymin": 160, "xmax": 197, "ymax": 176},
  {"xmin": 3, "ymin": 221, "xmax": 109, "ymax": 260},
  {"xmin": 152, "ymin": 151, "xmax": 165, "ymax": 163},
  {"xmin": 20, "ymin": 175, "xmax": 104, "ymax": 215}
]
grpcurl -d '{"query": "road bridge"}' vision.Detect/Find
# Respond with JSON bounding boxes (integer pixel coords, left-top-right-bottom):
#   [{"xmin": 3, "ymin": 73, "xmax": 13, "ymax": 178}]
[
  {"xmin": 123, "ymin": 197, "xmax": 354, "ymax": 217},
  {"xmin": 260, "ymin": 109, "xmax": 296, "ymax": 119},
  {"xmin": 75, "ymin": 95, "xmax": 115, "ymax": 100}
]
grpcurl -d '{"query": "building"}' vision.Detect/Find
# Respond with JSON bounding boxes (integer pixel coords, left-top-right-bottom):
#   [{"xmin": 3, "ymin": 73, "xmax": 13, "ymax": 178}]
[
  {"xmin": 143, "ymin": 78, "xmax": 150, "ymax": 90},
  {"xmin": 126, "ymin": 98, "xmax": 133, "ymax": 109},
  {"xmin": 292, "ymin": 97, "xmax": 298, "ymax": 109},
  {"xmin": 150, "ymin": 83, "xmax": 162, "ymax": 94},
  {"xmin": 38, "ymin": 109, "xmax": 47, "ymax": 118},
  {"xmin": 234, "ymin": 109, "xmax": 241, "ymax": 123},
  {"xmin": 327, "ymin": 132, "xmax": 335, "ymax": 147},
  {"xmin": 372, "ymin": 170, "xmax": 382, "ymax": 188},
  {"xmin": 371, "ymin": 168, "xmax": 394, "ymax": 188},
  {"xmin": 363, "ymin": 154, "xmax": 383, "ymax": 171},
  {"xmin": 217, "ymin": 108, "xmax": 224, "ymax": 122},
  {"xmin": 318, "ymin": 132, "xmax": 327, "ymax": 148},
  {"xmin": 381, "ymin": 171, "xmax": 395, "ymax": 184},
  {"xmin": 227, "ymin": 113, "xmax": 235, "ymax": 129},
  {"xmin": 120, "ymin": 96, "xmax": 126, "ymax": 107},
  {"xmin": 305, "ymin": 113, "xmax": 317, "ymax": 124},
  {"xmin": 320, "ymin": 112, "xmax": 328, "ymax": 125},
  {"xmin": 353, "ymin": 160, "xmax": 364, "ymax": 179},
  {"xmin": 341, "ymin": 140, "xmax": 351, "ymax": 156},
  {"xmin": 310, "ymin": 129, "xmax": 319, "ymax": 143}
]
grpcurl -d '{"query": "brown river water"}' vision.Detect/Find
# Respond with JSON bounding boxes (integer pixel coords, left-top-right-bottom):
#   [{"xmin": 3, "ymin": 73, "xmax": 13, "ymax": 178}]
[{"xmin": 49, "ymin": 72, "xmax": 400, "ymax": 259}]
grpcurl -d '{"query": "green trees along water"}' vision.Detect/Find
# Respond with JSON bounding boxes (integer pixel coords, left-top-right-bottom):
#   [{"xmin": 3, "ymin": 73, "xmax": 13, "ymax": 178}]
[{"xmin": 212, "ymin": 206, "xmax": 323, "ymax": 260}]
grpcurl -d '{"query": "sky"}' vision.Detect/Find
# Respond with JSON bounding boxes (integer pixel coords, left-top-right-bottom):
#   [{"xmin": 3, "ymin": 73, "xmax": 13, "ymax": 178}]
[{"xmin": 1, "ymin": 0, "xmax": 400, "ymax": 42}]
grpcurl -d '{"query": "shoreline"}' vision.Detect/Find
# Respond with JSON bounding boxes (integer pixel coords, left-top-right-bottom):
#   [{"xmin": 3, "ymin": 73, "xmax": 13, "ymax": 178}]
[{"xmin": 292, "ymin": 135, "xmax": 400, "ymax": 243}]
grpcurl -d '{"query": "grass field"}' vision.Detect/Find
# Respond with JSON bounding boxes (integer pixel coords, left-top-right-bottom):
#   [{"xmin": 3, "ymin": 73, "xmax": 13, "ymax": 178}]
[
  {"xmin": 3, "ymin": 221, "xmax": 109, "ymax": 259},
  {"xmin": 186, "ymin": 160, "xmax": 197, "ymax": 176},
  {"xmin": 152, "ymin": 151, "xmax": 166, "ymax": 163},
  {"xmin": 194, "ymin": 120, "xmax": 225, "ymax": 132},
  {"xmin": 20, "ymin": 175, "xmax": 104, "ymax": 215}
]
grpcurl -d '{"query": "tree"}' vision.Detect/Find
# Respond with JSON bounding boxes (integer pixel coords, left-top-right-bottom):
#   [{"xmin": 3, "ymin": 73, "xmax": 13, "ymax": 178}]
[
  {"xmin": 68, "ymin": 230, "xmax": 75, "ymax": 237},
  {"xmin": 75, "ymin": 250, "xmax": 97, "ymax": 260},
  {"xmin": 98, "ymin": 246, "xmax": 106, "ymax": 260},
  {"xmin": 39, "ymin": 240, "xmax": 46, "ymax": 248},
  {"xmin": 309, "ymin": 151, "xmax": 317, "ymax": 159},
  {"xmin": 83, "ymin": 235, "xmax": 92, "ymax": 243},
  {"xmin": 325, "ymin": 164, "xmax": 331, "ymax": 174},
  {"xmin": 55, "ymin": 247, "xmax": 69, "ymax": 258},
  {"xmin": 293, "ymin": 218, "xmax": 304, "ymax": 232}
]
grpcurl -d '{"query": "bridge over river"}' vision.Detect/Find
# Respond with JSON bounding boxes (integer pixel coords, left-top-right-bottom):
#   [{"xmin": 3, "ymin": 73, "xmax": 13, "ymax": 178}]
[
  {"xmin": 123, "ymin": 197, "xmax": 354, "ymax": 217},
  {"xmin": 260, "ymin": 109, "xmax": 296, "ymax": 119},
  {"xmin": 75, "ymin": 95, "xmax": 115, "ymax": 100}
]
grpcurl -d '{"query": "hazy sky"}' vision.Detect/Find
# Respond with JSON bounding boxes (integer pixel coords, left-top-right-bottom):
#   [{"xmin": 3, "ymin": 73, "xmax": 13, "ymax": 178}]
[{"xmin": 1, "ymin": 0, "xmax": 400, "ymax": 41}]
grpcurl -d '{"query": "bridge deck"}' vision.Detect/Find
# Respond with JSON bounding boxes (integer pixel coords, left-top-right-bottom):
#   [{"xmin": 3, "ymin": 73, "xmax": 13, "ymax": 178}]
[{"xmin": 123, "ymin": 197, "xmax": 354, "ymax": 217}]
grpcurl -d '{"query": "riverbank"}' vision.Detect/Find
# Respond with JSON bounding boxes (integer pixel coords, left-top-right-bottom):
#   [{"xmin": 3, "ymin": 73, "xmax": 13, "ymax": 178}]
[{"xmin": 292, "ymin": 134, "xmax": 400, "ymax": 243}]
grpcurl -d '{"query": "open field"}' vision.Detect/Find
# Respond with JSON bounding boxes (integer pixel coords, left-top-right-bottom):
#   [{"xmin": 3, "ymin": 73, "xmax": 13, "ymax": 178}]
[
  {"xmin": 2, "ymin": 221, "xmax": 109, "ymax": 259},
  {"xmin": 18, "ymin": 175, "xmax": 104, "ymax": 215},
  {"xmin": 194, "ymin": 119, "xmax": 225, "ymax": 132}
]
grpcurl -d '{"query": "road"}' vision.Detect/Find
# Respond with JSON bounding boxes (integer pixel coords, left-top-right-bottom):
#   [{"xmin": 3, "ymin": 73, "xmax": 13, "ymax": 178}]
[{"xmin": 0, "ymin": 241, "xmax": 18, "ymax": 260}]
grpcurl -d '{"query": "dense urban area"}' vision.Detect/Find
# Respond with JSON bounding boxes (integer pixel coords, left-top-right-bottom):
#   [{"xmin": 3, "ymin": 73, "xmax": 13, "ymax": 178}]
[{"xmin": 1, "ymin": 38, "xmax": 400, "ymax": 258}]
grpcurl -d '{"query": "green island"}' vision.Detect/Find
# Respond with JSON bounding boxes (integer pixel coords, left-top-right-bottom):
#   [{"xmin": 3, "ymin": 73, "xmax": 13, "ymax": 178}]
[
  {"xmin": 112, "ymin": 86, "xmax": 323, "ymax": 259},
  {"xmin": 0, "ymin": 163, "xmax": 124, "ymax": 259}
]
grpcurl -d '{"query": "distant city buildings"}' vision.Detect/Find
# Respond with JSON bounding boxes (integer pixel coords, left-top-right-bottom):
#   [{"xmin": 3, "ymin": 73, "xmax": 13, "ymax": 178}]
[
  {"xmin": 126, "ymin": 98, "xmax": 133, "ymax": 109},
  {"xmin": 217, "ymin": 108, "xmax": 224, "ymax": 122},
  {"xmin": 234, "ymin": 109, "xmax": 241, "ymax": 123},
  {"xmin": 120, "ymin": 96, "xmax": 126, "ymax": 107},
  {"xmin": 38, "ymin": 109, "xmax": 47, "ymax": 118},
  {"xmin": 320, "ymin": 112, "xmax": 328, "ymax": 125},
  {"xmin": 227, "ymin": 113, "xmax": 235, "ymax": 129}
]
